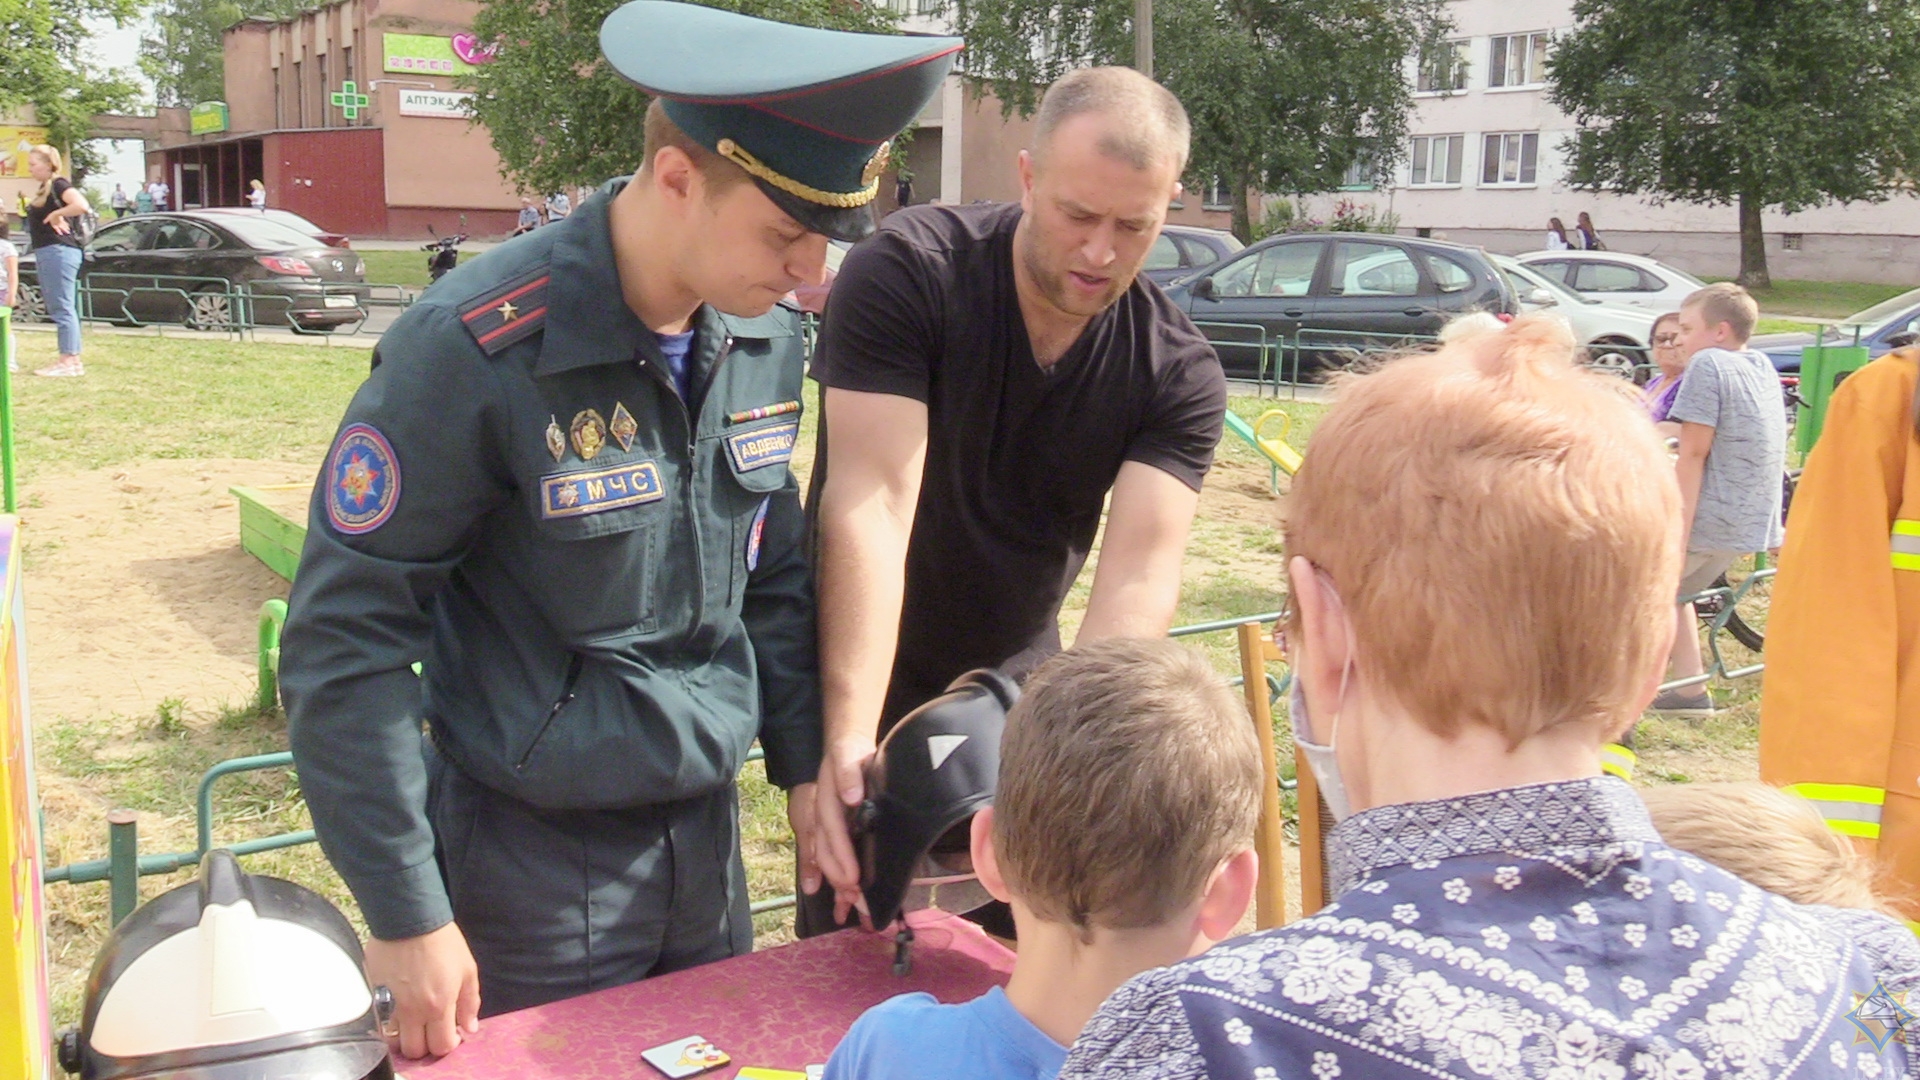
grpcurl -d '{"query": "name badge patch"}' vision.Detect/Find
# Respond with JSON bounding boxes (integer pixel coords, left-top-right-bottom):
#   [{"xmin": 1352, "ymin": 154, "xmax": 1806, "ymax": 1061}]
[
  {"xmin": 326, "ymin": 423, "xmax": 400, "ymax": 534},
  {"xmin": 541, "ymin": 461, "xmax": 664, "ymax": 519},
  {"xmin": 725, "ymin": 420, "xmax": 800, "ymax": 472}
]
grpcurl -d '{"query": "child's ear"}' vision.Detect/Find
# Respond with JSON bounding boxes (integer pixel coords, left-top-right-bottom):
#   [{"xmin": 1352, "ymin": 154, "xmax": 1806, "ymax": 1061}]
[
  {"xmin": 1196, "ymin": 848, "xmax": 1259, "ymax": 946},
  {"xmin": 971, "ymin": 807, "xmax": 1014, "ymax": 904}
]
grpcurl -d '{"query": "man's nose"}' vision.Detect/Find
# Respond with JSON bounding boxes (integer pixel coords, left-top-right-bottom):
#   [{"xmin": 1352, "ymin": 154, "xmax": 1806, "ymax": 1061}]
[
  {"xmin": 791, "ymin": 233, "xmax": 831, "ymax": 285},
  {"xmin": 1080, "ymin": 223, "xmax": 1117, "ymax": 269}
]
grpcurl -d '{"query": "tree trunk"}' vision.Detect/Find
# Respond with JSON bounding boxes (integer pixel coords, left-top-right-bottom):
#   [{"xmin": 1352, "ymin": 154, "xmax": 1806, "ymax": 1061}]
[
  {"xmin": 1230, "ymin": 170, "xmax": 1254, "ymax": 245},
  {"xmin": 1736, "ymin": 193, "xmax": 1770, "ymax": 290}
]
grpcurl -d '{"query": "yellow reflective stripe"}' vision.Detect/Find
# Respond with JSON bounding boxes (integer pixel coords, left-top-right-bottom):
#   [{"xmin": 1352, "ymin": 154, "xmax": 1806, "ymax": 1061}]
[
  {"xmin": 1895, "ymin": 520, "xmax": 1920, "ymax": 536},
  {"xmin": 1785, "ymin": 782, "xmax": 1886, "ymax": 806},
  {"xmin": 1906, "ymin": 920, "xmax": 1920, "ymax": 939},
  {"xmin": 1784, "ymin": 782, "xmax": 1885, "ymax": 839},
  {"xmin": 1599, "ymin": 743, "xmax": 1637, "ymax": 781},
  {"xmin": 1898, "ymin": 520, "xmax": 1920, "ymax": 570},
  {"xmin": 1828, "ymin": 818, "xmax": 1883, "ymax": 840}
]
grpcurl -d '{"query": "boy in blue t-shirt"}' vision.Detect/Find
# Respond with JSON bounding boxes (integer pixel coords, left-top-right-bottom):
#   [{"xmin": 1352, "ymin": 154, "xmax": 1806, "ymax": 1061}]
[{"xmin": 824, "ymin": 638, "xmax": 1263, "ymax": 1080}]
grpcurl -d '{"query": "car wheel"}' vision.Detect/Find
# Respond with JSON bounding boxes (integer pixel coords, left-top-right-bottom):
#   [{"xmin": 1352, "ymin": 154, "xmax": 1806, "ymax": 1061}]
[
  {"xmin": 1584, "ymin": 343, "xmax": 1638, "ymax": 382},
  {"xmin": 185, "ymin": 289, "xmax": 236, "ymax": 331},
  {"xmin": 15, "ymin": 285, "xmax": 47, "ymax": 323}
]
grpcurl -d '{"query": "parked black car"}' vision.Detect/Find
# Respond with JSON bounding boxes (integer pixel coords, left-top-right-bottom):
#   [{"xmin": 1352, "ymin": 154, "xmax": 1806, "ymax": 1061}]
[
  {"xmin": 1753, "ymin": 286, "xmax": 1920, "ymax": 373},
  {"xmin": 1162, "ymin": 233, "xmax": 1517, "ymax": 379},
  {"xmin": 18, "ymin": 212, "xmax": 371, "ymax": 332},
  {"xmin": 1142, "ymin": 224, "xmax": 1244, "ymax": 286}
]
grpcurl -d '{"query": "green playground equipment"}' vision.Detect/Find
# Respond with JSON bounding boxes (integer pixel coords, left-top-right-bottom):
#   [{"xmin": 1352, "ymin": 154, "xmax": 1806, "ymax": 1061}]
[
  {"xmin": 1224, "ymin": 408, "xmax": 1305, "ymax": 494},
  {"xmin": 1796, "ymin": 327, "xmax": 1873, "ymax": 455}
]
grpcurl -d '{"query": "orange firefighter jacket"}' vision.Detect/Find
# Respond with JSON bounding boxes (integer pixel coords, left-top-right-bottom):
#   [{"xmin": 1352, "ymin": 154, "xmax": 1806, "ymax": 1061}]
[{"xmin": 1761, "ymin": 349, "xmax": 1920, "ymax": 911}]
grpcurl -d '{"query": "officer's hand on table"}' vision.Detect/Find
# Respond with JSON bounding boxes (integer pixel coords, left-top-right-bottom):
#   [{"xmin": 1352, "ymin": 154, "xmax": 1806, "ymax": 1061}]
[
  {"xmin": 365, "ymin": 922, "xmax": 481, "ymax": 1059},
  {"xmin": 811, "ymin": 740, "xmax": 877, "ymax": 926}
]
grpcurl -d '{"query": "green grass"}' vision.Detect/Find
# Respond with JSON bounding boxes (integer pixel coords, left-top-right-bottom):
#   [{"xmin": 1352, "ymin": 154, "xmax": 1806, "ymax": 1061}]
[
  {"xmin": 1703, "ymin": 278, "xmax": 1909, "ymax": 320},
  {"xmin": 1754, "ymin": 318, "xmax": 1820, "ymax": 336},
  {"xmin": 355, "ymin": 249, "xmax": 479, "ymax": 290}
]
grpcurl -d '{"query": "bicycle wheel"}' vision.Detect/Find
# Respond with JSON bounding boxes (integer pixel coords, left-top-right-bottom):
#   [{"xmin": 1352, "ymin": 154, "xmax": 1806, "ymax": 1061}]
[{"xmin": 1723, "ymin": 607, "xmax": 1764, "ymax": 653}]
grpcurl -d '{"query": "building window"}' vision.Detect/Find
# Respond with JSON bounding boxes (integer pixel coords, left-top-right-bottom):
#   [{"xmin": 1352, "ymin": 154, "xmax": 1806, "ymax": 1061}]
[
  {"xmin": 1339, "ymin": 154, "xmax": 1376, "ymax": 190},
  {"xmin": 273, "ymin": 67, "xmax": 283, "ymax": 128},
  {"xmin": 1481, "ymin": 132, "xmax": 1540, "ymax": 185},
  {"xmin": 319, "ymin": 54, "xmax": 330, "ymax": 127},
  {"xmin": 1416, "ymin": 40, "xmax": 1469, "ymax": 94},
  {"xmin": 294, "ymin": 60, "xmax": 305, "ymax": 127},
  {"xmin": 1489, "ymin": 32, "xmax": 1550, "ymax": 88},
  {"xmin": 1408, "ymin": 134, "xmax": 1463, "ymax": 186},
  {"xmin": 915, "ymin": 0, "xmax": 939, "ymax": 14},
  {"xmin": 1782, "ymin": 233, "xmax": 1804, "ymax": 251},
  {"xmin": 1203, "ymin": 177, "xmax": 1233, "ymax": 210}
]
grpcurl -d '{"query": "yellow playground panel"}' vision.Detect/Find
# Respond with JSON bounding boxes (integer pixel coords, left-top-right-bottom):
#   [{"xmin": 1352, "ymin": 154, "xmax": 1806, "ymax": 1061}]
[
  {"xmin": 1223, "ymin": 408, "xmax": 1305, "ymax": 493},
  {"xmin": 0, "ymin": 517, "xmax": 52, "ymax": 1078}
]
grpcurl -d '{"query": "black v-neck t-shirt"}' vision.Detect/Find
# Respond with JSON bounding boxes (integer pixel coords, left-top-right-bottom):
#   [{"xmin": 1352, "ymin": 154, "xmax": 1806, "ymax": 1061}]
[{"xmin": 809, "ymin": 202, "xmax": 1225, "ymax": 730}]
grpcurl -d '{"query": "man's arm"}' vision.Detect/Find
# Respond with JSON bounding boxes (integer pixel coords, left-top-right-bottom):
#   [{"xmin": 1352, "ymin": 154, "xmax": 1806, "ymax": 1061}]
[
  {"xmin": 1078, "ymin": 461, "xmax": 1201, "ymax": 642},
  {"xmin": 280, "ymin": 309, "xmax": 506, "ymax": 1057},
  {"xmin": 1675, "ymin": 421, "xmax": 1714, "ymax": 552},
  {"xmin": 810, "ymin": 387, "xmax": 929, "ymax": 910}
]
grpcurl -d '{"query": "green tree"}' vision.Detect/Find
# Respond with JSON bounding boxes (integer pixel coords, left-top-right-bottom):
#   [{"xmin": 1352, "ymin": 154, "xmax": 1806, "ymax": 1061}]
[
  {"xmin": 1549, "ymin": 0, "xmax": 1920, "ymax": 288},
  {"xmin": 953, "ymin": 0, "xmax": 1449, "ymax": 241},
  {"xmin": 0, "ymin": 0, "xmax": 141, "ymax": 177},
  {"xmin": 462, "ymin": 0, "xmax": 897, "ymax": 197},
  {"xmin": 140, "ymin": 0, "xmax": 312, "ymax": 109}
]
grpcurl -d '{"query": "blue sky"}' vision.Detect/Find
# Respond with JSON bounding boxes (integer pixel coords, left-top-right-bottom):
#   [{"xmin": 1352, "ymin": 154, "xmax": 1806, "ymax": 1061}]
[{"xmin": 86, "ymin": 15, "xmax": 154, "ymax": 196}]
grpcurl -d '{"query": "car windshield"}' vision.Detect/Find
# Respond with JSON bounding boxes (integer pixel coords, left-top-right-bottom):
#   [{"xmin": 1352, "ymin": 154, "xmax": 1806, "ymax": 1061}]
[
  {"xmin": 214, "ymin": 215, "xmax": 331, "ymax": 251},
  {"xmin": 1498, "ymin": 258, "xmax": 1595, "ymax": 305},
  {"xmin": 1840, "ymin": 287, "xmax": 1920, "ymax": 334}
]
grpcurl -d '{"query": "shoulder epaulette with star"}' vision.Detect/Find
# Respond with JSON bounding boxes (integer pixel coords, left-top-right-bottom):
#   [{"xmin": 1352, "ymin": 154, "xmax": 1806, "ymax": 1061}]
[{"xmin": 460, "ymin": 267, "xmax": 551, "ymax": 355}]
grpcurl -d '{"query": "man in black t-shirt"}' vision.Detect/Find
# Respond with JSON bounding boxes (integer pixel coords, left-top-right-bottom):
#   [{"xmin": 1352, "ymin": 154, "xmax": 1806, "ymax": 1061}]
[{"xmin": 803, "ymin": 67, "xmax": 1226, "ymax": 931}]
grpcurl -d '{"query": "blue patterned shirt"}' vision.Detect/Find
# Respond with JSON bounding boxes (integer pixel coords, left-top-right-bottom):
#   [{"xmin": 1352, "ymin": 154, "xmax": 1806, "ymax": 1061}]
[{"xmin": 1061, "ymin": 778, "xmax": 1920, "ymax": 1080}]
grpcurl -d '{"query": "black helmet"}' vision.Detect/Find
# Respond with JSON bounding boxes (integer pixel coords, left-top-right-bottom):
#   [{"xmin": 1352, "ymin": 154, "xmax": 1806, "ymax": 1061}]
[
  {"xmin": 58, "ymin": 849, "xmax": 392, "ymax": 1080},
  {"xmin": 857, "ymin": 668, "xmax": 1018, "ymax": 930}
]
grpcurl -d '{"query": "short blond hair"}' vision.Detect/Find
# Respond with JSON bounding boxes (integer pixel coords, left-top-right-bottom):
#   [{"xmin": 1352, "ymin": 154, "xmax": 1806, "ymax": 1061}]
[
  {"xmin": 1284, "ymin": 315, "xmax": 1681, "ymax": 743},
  {"xmin": 1640, "ymin": 783, "xmax": 1903, "ymax": 917},
  {"xmin": 30, "ymin": 144, "xmax": 64, "ymax": 206},
  {"xmin": 640, "ymin": 99, "xmax": 749, "ymax": 196},
  {"xmin": 994, "ymin": 638, "xmax": 1260, "ymax": 939},
  {"xmin": 1034, "ymin": 67, "xmax": 1190, "ymax": 175},
  {"xmin": 1682, "ymin": 282, "xmax": 1759, "ymax": 343}
]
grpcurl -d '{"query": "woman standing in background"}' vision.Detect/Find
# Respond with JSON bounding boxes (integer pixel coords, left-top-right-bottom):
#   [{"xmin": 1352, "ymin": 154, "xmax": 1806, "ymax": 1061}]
[{"xmin": 25, "ymin": 145, "xmax": 89, "ymax": 378}]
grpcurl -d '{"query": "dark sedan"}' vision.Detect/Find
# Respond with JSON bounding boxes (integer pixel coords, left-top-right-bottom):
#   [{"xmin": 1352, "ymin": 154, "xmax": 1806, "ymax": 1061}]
[
  {"xmin": 1142, "ymin": 224, "xmax": 1244, "ymax": 286},
  {"xmin": 1163, "ymin": 233, "xmax": 1516, "ymax": 379},
  {"xmin": 1753, "ymin": 287, "xmax": 1920, "ymax": 373},
  {"xmin": 19, "ymin": 212, "xmax": 371, "ymax": 332}
]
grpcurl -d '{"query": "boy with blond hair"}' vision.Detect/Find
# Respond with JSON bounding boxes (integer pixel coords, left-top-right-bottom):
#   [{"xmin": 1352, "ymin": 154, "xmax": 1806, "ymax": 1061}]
[
  {"xmin": 1656, "ymin": 282, "xmax": 1786, "ymax": 715},
  {"xmin": 824, "ymin": 637, "xmax": 1261, "ymax": 1080},
  {"xmin": 1062, "ymin": 316, "xmax": 1908, "ymax": 1080}
]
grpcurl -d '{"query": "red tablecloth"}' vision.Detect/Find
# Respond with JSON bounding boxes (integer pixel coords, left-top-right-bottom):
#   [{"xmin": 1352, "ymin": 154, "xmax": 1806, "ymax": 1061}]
[{"xmin": 398, "ymin": 911, "xmax": 1016, "ymax": 1080}]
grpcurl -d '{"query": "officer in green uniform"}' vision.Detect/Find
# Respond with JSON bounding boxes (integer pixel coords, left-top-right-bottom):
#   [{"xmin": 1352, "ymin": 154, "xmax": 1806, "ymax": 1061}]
[{"xmin": 280, "ymin": 2, "xmax": 959, "ymax": 1058}]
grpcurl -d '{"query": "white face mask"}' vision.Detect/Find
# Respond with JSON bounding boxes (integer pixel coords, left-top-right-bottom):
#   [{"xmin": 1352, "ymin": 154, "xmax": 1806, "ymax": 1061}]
[{"xmin": 1290, "ymin": 668, "xmax": 1353, "ymax": 822}]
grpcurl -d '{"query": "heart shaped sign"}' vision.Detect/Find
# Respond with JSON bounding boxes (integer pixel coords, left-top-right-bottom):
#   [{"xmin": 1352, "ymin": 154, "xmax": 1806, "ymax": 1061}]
[{"xmin": 452, "ymin": 32, "xmax": 498, "ymax": 66}]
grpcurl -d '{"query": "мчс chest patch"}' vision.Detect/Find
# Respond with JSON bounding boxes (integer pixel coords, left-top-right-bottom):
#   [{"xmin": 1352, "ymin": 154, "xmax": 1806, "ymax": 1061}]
[
  {"xmin": 326, "ymin": 423, "xmax": 400, "ymax": 534},
  {"xmin": 541, "ymin": 461, "xmax": 665, "ymax": 519},
  {"xmin": 724, "ymin": 419, "xmax": 800, "ymax": 472}
]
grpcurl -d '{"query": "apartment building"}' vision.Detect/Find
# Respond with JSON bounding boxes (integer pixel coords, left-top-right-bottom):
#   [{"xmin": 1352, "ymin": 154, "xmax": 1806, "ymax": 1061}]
[{"xmin": 1323, "ymin": 0, "xmax": 1919, "ymax": 283}]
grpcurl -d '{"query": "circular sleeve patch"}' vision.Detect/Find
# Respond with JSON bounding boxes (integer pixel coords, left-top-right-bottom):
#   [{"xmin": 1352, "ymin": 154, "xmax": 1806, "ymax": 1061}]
[{"xmin": 325, "ymin": 423, "xmax": 401, "ymax": 535}]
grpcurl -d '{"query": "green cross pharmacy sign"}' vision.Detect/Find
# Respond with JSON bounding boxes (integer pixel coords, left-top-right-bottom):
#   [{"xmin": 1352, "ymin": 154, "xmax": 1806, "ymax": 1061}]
[{"xmin": 330, "ymin": 80, "xmax": 371, "ymax": 120}]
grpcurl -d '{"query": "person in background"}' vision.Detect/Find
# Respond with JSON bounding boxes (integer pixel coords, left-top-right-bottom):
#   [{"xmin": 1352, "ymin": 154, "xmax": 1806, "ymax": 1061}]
[
  {"xmin": 511, "ymin": 196, "xmax": 541, "ymax": 236},
  {"xmin": 0, "ymin": 218, "xmax": 17, "ymax": 373},
  {"xmin": 894, "ymin": 168, "xmax": 913, "ymax": 209},
  {"xmin": 25, "ymin": 145, "xmax": 89, "ymax": 378},
  {"xmin": 545, "ymin": 188, "xmax": 571, "ymax": 222},
  {"xmin": 823, "ymin": 638, "xmax": 1260, "ymax": 1080},
  {"xmin": 1545, "ymin": 216, "xmax": 1572, "ymax": 251},
  {"xmin": 148, "ymin": 178, "xmax": 170, "ymax": 212},
  {"xmin": 248, "ymin": 179, "xmax": 267, "ymax": 211},
  {"xmin": 1654, "ymin": 283, "xmax": 1784, "ymax": 716},
  {"xmin": 1641, "ymin": 311, "xmax": 1686, "ymax": 438},
  {"xmin": 108, "ymin": 184, "xmax": 130, "ymax": 219},
  {"xmin": 1576, "ymin": 210, "xmax": 1604, "ymax": 250},
  {"xmin": 133, "ymin": 185, "xmax": 153, "ymax": 215},
  {"xmin": 1058, "ymin": 316, "xmax": 1913, "ymax": 1080}
]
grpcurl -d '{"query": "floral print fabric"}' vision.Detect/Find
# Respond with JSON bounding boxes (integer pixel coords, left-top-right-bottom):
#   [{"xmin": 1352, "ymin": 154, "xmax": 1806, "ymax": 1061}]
[{"xmin": 1061, "ymin": 778, "xmax": 1916, "ymax": 1080}]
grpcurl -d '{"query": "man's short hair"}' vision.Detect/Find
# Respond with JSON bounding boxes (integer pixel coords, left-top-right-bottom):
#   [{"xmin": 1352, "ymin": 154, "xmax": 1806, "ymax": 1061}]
[
  {"xmin": 1682, "ymin": 282, "xmax": 1759, "ymax": 343},
  {"xmin": 1284, "ymin": 315, "xmax": 1682, "ymax": 743},
  {"xmin": 994, "ymin": 638, "xmax": 1260, "ymax": 939},
  {"xmin": 1033, "ymin": 67, "xmax": 1190, "ymax": 175},
  {"xmin": 641, "ymin": 99, "xmax": 750, "ymax": 196}
]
